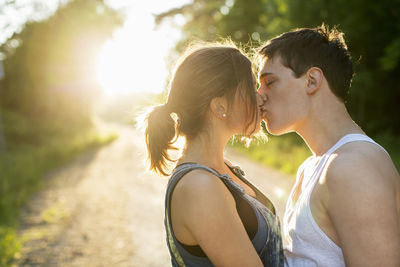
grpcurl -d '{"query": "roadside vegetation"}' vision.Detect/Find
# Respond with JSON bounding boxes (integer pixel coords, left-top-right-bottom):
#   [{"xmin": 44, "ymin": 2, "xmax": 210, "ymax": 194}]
[
  {"xmin": 0, "ymin": 0, "xmax": 123, "ymax": 265},
  {"xmin": 231, "ymin": 132, "xmax": 311, "ymax": 177},
  {"xmin": 231, "ymin": 131, "xmax": 400, "ymax": 177},
  {"xmin": 0, "ymin": 110, "xmax": 117, "ymax": 265}
]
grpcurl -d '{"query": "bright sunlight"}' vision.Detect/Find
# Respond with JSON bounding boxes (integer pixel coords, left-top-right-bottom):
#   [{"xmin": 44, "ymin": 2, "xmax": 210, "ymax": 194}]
[{"xmin": 96, "ymin": 0, "xmax": 188, "ymax": 95}]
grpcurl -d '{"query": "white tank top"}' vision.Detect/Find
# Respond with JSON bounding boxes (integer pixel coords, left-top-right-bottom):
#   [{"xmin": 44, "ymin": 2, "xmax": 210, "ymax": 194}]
[{"xmin": 283, "ymin": 134, "xmax": 389, "ymax": 267}]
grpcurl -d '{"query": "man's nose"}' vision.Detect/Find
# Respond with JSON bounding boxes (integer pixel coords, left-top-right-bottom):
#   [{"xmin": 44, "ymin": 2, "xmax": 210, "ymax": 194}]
[{"xmin": 257, "ymin": 86, "xmax": 267, "ymax": 102}]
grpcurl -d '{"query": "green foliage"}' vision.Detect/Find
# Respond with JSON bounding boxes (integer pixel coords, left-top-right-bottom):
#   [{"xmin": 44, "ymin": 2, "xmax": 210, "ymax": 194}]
[
  {"xmin": 374, "ymin": 131, "xmax": 400, "ymax": 172},
  {"xmin": 380, "ymin": 38, "xmax": 400, "ymax": 72},
  {"xmin": 0, "ymin": 226, "xmax": 21, "ymax": 267},
  {"xmin": 41, "ymin": 203, "xmax": 69, "ymax": 224},
  {"xmin": 283, "ymin": 0, "xmax": 400, "ymax": 136},
  {"xmin": 0, "ymin": 0, "xmax": 123, "ymax": 219},
  {"xmin": 231, "ymin": 133, "xmax": 311, "ymax": 176},
  {"xmin": 156, "ymin": 0, "xmax": 290, "ymax": 51},
  {"xmin": 0, "ymin": 0, "xmax": 123, "ymax": 120},
  {"xmin": 0, "ymin": 110, "xmax": 117, "ymax": 265},
  {"xmin": 0, "ymin": 110, "xmax": 117, "ymax": 222},
  {"xmin": 0, "ymin": 0, "xmax": 123, "ymax": 264}
]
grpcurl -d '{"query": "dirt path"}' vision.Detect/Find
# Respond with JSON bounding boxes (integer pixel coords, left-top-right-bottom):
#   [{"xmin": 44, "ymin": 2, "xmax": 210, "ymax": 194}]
[{"xmin": 15, "ymin": 125, "xmax": 295, "ymax": 266}]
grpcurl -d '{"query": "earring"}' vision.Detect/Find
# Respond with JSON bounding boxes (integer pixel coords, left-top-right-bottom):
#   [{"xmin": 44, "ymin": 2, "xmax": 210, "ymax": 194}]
[{"xmin": 222, "ymin": 113, "xmax": 227, "ymax": 118}]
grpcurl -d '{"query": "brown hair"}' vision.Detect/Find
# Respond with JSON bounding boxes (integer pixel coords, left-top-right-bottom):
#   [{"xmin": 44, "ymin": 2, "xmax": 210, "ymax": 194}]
[
  {"xmin": 258, "ymin": 24, "xmax": 353, "ymax": 101},
  {"xmin": 145, "ymin": 43, "xmax": 258, "ymax": 175}
]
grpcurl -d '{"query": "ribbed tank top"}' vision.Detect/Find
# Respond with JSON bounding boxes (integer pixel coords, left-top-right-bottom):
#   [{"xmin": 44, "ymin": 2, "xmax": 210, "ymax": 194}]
[{"xmin": 283, "ymin": 134, "xmax": 389, "ymax": 267}]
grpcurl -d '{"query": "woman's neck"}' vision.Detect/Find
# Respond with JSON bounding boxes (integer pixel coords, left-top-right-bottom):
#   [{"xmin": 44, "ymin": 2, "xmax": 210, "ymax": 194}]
[{"xmin": 179, "ymin": 133, "xmax": 229, "ymax": 172}]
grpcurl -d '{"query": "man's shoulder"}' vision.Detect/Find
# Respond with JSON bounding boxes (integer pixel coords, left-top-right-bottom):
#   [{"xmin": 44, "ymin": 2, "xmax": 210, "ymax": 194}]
[
  {"xmin": 336, "ymin": 139, "xmax": 390, "ymax": 161},
  {"xmin": 324, "ymin": 140, "xmax": 398, "ymax": 194}
]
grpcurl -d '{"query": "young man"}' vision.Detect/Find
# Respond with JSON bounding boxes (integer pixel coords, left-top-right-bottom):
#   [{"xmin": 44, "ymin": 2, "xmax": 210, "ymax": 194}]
[{"xmin": 257, "ymin": 25, "xmax": 400, "ymax": 266}]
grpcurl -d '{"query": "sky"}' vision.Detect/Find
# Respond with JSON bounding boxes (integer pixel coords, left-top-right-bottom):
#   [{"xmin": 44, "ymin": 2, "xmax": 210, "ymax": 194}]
[{"xmin": 0, "ymin": 0, "xmax": 192, "ymax": 94}]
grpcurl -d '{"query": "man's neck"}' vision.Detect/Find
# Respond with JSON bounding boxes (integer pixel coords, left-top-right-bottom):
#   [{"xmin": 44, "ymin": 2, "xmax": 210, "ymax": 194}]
[{"xmin": 296, "ymin": 107, "xmax": 364, "ymax": 156}]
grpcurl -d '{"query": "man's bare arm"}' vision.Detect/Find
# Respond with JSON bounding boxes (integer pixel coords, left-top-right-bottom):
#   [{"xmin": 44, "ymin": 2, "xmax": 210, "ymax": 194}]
[{"xmin": 325, "ymin": 147, "xmax": 400, "ymax": 267}]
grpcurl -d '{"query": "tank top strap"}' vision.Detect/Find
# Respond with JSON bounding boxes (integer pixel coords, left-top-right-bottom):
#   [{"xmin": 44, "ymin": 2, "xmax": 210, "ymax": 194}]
[
  {"xmin": 308, "ymin": 134, "xmax": 389, "ymax": 193},
  {"xmin": 325, "ymin": 133, "xmax": 389, "ymax": 156},
  {"xmin": 229, "ymin": 165, "xmax": 276, "ymax": 214},
  {"xmin": 168, "ymin": 163, "xmax": 230, "ymax": 193}
]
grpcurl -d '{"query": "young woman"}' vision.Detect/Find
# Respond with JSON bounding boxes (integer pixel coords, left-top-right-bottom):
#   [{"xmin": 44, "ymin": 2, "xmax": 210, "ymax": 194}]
[{"xmin": 145, "ymin": 44, "xmax": 283, "ymax": 267}]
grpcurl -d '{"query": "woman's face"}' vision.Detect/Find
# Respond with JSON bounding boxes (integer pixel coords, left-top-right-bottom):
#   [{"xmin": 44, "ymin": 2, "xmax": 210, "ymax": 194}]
[{"xmin": 227, "ymin": 76, "xmax": 263, "ymax": 135}]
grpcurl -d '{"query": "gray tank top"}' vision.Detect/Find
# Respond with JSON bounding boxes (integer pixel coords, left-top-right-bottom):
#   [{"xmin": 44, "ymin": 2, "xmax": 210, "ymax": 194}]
[{"xmin": 164, "ymin": 162, "xmax": 284, "ymax": 266}]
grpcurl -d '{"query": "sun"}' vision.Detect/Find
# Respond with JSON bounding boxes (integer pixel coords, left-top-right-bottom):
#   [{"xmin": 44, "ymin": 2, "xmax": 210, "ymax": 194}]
[
  {"xmin": 95, "ymin": 6, "xmax": 183, "ymax": 96},
  {"xmin": 96, "ymin": 40, "xmax": 133, "ymax": 95},
  {"xmin": 96, "ymin": 34, "xmax": 172, "ymax": 95}
]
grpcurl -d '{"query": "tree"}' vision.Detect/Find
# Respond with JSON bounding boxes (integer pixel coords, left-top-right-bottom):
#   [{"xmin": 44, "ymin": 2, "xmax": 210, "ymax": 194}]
[
  {"xmin": 156, "ymin": 0, "xmax": 400, "ymax": 136},
  {"xmin": 0, "ymin": 0, "xmax": 123, "ymax": 145}
]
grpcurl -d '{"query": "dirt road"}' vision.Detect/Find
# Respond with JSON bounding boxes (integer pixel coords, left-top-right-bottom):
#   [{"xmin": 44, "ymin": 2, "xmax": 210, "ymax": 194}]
[{"xmin": 16, "ymin": 126, "xmax": 295, "ymax": 266}]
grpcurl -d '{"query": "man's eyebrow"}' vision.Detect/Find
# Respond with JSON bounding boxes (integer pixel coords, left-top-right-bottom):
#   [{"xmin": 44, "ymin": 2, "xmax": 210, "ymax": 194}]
[{"xmin": 258, "ymin": 72, "xmax": 274, "ymax": 81}]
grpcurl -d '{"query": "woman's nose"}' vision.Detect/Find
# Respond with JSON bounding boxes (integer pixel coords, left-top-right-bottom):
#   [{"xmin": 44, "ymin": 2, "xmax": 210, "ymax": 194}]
[
  {"xmin": 256, "ymin": 92, "xmax": 266, "ymax": 105},
  {"xmin": 257, "ymin": 89, "xmax": 267, "ymax": 103}
]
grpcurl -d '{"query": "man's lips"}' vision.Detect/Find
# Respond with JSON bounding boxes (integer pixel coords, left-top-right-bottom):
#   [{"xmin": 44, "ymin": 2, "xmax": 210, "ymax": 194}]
[
  {"xmin": 258, "ymin": 105, "xmax": 269, "ymax": 120},
  {"xmin": 259, "ymin": 104, "xmax": 268, "ymax": 114}
]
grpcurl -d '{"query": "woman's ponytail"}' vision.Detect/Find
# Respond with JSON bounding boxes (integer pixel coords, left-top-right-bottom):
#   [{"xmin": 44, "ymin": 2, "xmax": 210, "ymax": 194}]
[{"xmin": 145, "ymin": 104, "xmax": 177, "ymax": 176}]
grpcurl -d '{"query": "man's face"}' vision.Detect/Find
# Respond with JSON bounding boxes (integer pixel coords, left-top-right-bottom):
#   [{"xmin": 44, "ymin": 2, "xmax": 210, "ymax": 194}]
[{"xmin": 257, "ymin": 55, "xmax": 309, "ymax": 135}]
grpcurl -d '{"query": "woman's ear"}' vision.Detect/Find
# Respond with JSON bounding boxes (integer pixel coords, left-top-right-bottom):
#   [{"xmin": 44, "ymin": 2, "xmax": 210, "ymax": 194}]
[
  {"xmin": 306, "ymin": 67, "xmax": 323, "ymax": 95},
  {"xmin": 210, "ymin": 97, "xmax": 228, "ymax": 119}
]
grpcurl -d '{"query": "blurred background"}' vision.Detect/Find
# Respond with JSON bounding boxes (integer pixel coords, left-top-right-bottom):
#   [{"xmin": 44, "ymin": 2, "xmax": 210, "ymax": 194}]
[{"xmin": 0, "ymin": 0, "xmax": 399, "ymax": 265}]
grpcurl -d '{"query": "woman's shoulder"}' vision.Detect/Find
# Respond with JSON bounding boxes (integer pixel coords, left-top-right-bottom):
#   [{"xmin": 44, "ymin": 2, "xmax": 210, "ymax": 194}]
[
  {"xmin": 170, "ymin": 168, "xmax": 238, "ymax": 232},
  {"xmin": 173, "ymin": 169, "xmax": 232, "ymax": 201}
]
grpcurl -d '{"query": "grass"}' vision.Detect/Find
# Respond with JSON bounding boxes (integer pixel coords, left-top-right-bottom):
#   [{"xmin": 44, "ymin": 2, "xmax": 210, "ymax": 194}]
[
  {"xmin": 41, "ymin": 203, "xmax": 69, "ymax": 224},
  {"xmin": 0, "ymin": 227, "xmax": 21, "ymax": 267},
  {"xmin": 230, "ymin": 132, "xmax": 311, "ymax": 177},
  {"xmin": 0, "ymin": 113, "xmax": 118, "ymax": 266},
  {"xmin": 230, "ymin": 130, "xmax": 400, "ymax": 177}
]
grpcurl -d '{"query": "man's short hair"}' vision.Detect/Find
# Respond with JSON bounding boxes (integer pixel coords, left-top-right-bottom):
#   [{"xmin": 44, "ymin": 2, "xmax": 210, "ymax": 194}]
[{"xmin": 258, "ymin": 25, "xmax": 353, "ymax": 102}]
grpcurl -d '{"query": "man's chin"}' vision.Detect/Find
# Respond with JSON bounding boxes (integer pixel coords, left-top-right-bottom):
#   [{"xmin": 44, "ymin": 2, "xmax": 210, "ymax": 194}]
[{"xmin": 261, "ymin": 120, "xmax": 287, "ymax": 136}]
